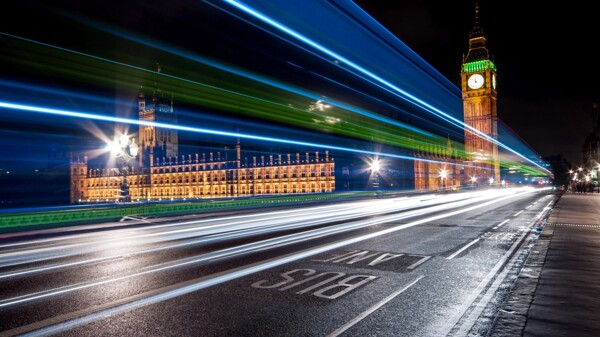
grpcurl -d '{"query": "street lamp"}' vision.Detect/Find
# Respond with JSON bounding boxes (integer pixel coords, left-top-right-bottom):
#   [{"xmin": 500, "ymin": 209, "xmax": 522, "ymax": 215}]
[
  {"xmin": 470, "ymin": 176, "xmax": 477, "ymax": 189},
  {"xmin": 439, "ymin": 168, "xmax": 448, "ymax": 191},
  {"xmin": 108, "ymin": 134, "xmax": 138, "ymax": 202},
  {"xmin": 370, "ymin": 159, "xmax": 380, "ymax": 195}
]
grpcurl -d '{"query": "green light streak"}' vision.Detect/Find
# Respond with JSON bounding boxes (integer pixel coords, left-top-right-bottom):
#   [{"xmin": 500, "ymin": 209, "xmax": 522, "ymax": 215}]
[
  {"xmin": 2, "ymin": 37, "xmax": 455, "ymax": 156},
  {"xmin": 0, "ymin": 35, "xmax": 549, "ymax": 177}
]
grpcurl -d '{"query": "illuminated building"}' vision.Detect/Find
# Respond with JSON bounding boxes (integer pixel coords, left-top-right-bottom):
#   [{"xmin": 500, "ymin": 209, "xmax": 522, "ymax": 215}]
[
  {"xmin": 415, "ymin": 3, "xmax": 500, "ymax": 190},
  {"xmin": 413, "ymin": 138, "xmax": 461, "ymax": 190},
  {"xmin": 70, "ymin": 88, "xmax": 335, "ymax": 203}
]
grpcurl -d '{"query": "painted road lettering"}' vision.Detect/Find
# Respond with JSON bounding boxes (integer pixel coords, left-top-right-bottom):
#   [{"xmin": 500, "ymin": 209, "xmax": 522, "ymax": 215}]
[
  {"xmin": 251, "ymin": 269, "xmax": 377, "ymax": 299},
  {"xmin": 313, "ymin": 250, "xmax": 431, "ymax": 271}
]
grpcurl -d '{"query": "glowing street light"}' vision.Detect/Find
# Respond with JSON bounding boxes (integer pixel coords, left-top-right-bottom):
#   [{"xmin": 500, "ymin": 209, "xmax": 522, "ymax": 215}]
[
  {"xmin": 107, "ymin": 134, "xmax": 138, "ymax": 202},
  {"xmin": 370, "ymin": 159, "xmax": 381, "ymax": 194},
  {"xmin": 439, "ymin": 168, "xmax": 448, "ymax": 190},
  {"xmin": 489, "ymin": 177, "xmax": 495, "ymax": 186},
  {"xmin": 370, "ymin": 160, "xmax": 380, "ymax": 173},
  {"xmin": 470, "ymin": 176, "xmax": 477, "ymax": 184}
]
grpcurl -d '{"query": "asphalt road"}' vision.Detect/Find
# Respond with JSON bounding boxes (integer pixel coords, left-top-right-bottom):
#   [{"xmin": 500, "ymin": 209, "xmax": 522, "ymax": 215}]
[{"xmin": 0, "ymin": 187, "xmax": 556, "ymax": 337}]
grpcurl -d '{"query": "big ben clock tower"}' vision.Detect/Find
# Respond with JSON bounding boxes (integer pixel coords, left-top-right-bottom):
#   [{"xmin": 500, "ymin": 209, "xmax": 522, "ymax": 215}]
[{"xmin": 461, "ymin": 2, "xmax": 500, "ymax": 185}]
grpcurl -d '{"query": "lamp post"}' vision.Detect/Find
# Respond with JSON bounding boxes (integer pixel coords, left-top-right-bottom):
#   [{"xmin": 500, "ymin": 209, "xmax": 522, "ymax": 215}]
[
  {"xmin": 109, "ymin": 135, "xmax": 138, "ymax": 202},
  {"xmin": 370, "ymin": 159, "xmax": 380, "ymax": 196},
  {"xmin": 439, "ymin": 168, "xmax": 448, "ymax": 191},
  {"xmin": 470, "ymin": 176, "xmax": 477, "ymax": 189}
]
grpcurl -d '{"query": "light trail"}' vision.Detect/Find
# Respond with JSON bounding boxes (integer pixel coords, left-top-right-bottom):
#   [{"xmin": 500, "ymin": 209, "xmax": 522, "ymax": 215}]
[
  {"xmin": 0, "ymin": 201, "xmax": 376, "ymax": 267},
  {"xmin": 217, "ymin": 0, "xmax": 551, "ymax": 174},
  {"xmin": 0, "ymin": 31, "xmax": 441, "ymax": 145},
  {"xmin": 0, "ymin": 188, "xmax": 535, "ymax": 308},
  {"xmin": 10, "ymin": 188, "xmax": 543, "ymax": 336},
  {"xmin": 0, "ymin": 29, "xmax": 548, "ymax": 175},
  {"xmin": 0, "ymin": 192, "xmax": 467, "ymax": 274},
  {"xmin": 0, "ymin": 101, "xmax": 470, "ymax": 168}
]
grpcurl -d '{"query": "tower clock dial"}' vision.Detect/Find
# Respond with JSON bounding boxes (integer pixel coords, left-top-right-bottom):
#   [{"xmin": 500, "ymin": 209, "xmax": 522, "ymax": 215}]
[
  {"xmin": 492, "ymin": 74, "xmax": 497, "ymax": 89},
  {"xmin": 467, "ymin": 74, "xmax": 485, "ymax": 89}
]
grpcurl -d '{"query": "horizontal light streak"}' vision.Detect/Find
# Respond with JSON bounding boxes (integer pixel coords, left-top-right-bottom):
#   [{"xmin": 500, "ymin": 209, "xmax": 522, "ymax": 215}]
[
  {"xmin": 0, "ymin": 194, "xmax": 447, "ymax": 274},
  {"xmin": 0, "ymin": 30, "xmax": 548, "ymax": 175},
  {"xmin": 13, "ymin": 188, "xmax": 541, "ymax": 336},
  {"xmin": 0, "ymin": 31, "xmax": 441, "ymax": 149},
  {"xmin": 0, "ymin": 100, "xmax": 470, "ymax": 168},
  {"xmin": 0, "ymin": 188, "xmax": 533, "ymax": 307}
]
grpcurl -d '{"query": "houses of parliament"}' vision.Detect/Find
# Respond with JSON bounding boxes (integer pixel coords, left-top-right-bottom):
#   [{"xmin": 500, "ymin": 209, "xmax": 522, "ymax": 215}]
[{"xmin": 70, "ymin": 89, "xmax": 335, "ymax": 203}]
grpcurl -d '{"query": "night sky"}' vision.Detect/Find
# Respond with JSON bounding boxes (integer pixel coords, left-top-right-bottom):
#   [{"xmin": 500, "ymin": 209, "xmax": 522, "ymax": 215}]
[{"xmin": 355, "ymin": 0, "xmax": 599, "ymax": 166}]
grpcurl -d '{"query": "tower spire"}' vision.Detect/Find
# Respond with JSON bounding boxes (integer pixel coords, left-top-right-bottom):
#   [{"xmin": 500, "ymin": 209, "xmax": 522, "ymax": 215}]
[
  {"xmin": 464, "ymin": 1, "xmax": 490, "ymax": 63},
  {"xmin": 470, "ymin": 2, "xmax": 483, "ymax": 38}
]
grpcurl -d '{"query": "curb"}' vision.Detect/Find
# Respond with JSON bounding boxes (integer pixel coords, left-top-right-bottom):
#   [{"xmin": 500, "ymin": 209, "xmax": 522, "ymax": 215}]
[{"xmin": 487, "ymin": 195, "xmax": 560, "ymax": 336}]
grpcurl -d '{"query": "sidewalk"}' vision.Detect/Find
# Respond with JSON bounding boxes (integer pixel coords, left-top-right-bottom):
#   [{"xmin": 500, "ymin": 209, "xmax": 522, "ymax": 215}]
[{"xmin": 490, "ymin": 193, "xmax": 600, "ymax": 336}]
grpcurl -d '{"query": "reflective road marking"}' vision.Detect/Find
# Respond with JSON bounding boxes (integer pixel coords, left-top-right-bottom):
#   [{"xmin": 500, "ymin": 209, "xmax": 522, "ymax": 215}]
[
  {"xmin": 447, "ymin": 238, "xmax": 480, "ymax": 260},
  {"xmin": 326, "ymin": 275, "xmax": 424, "ymax": 337},
  {"xmin": 492, "ymin": 219, "xmax": 510, "ymax": 230}
]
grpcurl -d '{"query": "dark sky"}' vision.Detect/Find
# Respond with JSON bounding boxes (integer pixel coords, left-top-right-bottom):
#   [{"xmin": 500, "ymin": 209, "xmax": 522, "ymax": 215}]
[{"xmin": 354, "ymin": 0, "xmax": 599, "ymax": 166}]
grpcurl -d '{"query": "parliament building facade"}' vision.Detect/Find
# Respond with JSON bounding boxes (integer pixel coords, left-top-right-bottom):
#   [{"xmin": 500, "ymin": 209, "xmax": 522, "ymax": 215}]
[{"xmin": 70, "ymin": 90, "xmax": 335, "ymax": 203}]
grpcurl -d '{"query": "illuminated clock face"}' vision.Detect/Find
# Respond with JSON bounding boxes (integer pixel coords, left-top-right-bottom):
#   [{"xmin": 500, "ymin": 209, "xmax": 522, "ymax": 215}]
[
  {"xmin": 467, "ymin": 74, "xmax": 485, "ymax": 89},
  {"xmin": 492, "ymin": 74, "xmax": 497, "ymax": 89}
]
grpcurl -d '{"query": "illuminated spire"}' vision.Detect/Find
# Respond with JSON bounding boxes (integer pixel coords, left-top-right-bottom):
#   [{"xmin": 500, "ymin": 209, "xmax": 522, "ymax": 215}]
[{"xmin": 463, "ymin": 1, "xmax": 490, "ymax": 63}]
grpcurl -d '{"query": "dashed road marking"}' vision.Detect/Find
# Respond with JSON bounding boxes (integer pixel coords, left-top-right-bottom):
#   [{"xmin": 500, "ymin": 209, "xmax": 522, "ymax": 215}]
[
  {"xmin": 513, "ymin": 210, "xmax": 524, "ymax": 217},
  {"xmin": 492, "ymin": 219, "xmax": 510, "ymax": 230},
  {"xmin": 326, "ymin": 275, "xmax": 424, "ymax": 337},
  {"xmin": 447, "ymin": 238, "xmax": 480, "ymax": 260},
  {"xmin": 407, "ymin": 255, "xmax": 431, "ymax": 270}
]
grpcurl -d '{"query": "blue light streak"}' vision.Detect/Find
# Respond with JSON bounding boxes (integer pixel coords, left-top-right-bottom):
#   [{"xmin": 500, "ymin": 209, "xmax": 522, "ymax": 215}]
[
  {"xmin": 0, "ymin": 31, "xmax": 436, "ymax": 138},
  {"xmin": 219, "ymin": 0, "xmax": 551, "ymax": 174},
  {"xmin": 0, "ymin": 101, "xmax": 469, "ymax": 168}
]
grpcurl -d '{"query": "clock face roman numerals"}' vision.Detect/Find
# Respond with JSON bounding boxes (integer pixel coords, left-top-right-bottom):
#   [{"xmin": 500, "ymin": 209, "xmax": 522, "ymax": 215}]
[{"xmin": 467, "ymin": 74, "xmax": 484, "ymax": 90}]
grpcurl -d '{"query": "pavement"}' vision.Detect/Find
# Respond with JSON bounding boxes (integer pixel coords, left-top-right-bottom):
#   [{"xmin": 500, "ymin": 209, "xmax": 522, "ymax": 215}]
[{"xmin": 489, "ymin": 192, "xmax": 600, "ymax": 337}]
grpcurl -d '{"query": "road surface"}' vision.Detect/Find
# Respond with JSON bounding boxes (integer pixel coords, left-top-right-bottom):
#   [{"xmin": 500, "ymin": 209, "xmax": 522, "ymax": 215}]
[{"xmin": 0, "ymin": 187, "xmax": 555, "ymax": 337}]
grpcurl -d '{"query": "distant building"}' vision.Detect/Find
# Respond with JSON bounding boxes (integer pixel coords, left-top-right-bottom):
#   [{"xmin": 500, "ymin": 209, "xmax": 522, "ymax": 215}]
[
  {"xmin": 415, "ymin": 3, "xmax": 500, "ymax": 190},
  {"xmin": 70, "ymin": 86, "xmax": 335, "ymax": 203},
  {"xmin": 582, "ymin": 118, "xmax": 600, "ymax": 169},
  {"xmin": 414, "ymin": 138, "xmax": 462, "ymax": 190}
]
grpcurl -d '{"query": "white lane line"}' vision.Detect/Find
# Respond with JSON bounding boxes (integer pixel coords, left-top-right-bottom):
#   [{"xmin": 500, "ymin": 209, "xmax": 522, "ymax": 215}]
[
  {"xmin": 407, "ymin": 256, "xmax": 431, "ymax": 270},
  {"xmin": 525, "ymin": 204, "xmax": 533, "ymax": 209},
  {"xmin": 492, "ymin": 219, "xmax": 510, "ymax": 230},
  {"xmin": 440, "ymin": 195, "xmax": 555, "ymax": 336},
  {"xmin": 326, "ymin": 275, "xmax": 424, "ymax": 337},
  {"xmin": 513, "ymin": 210, "xmax": 524, "ymax": 217},
  {"xmin": 447, "ymin": 238, "xmax": 480, "ymax": 260},
  {"xmin": 6, "ymin": 190, "xmax": 543, "ymax": 336}
]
